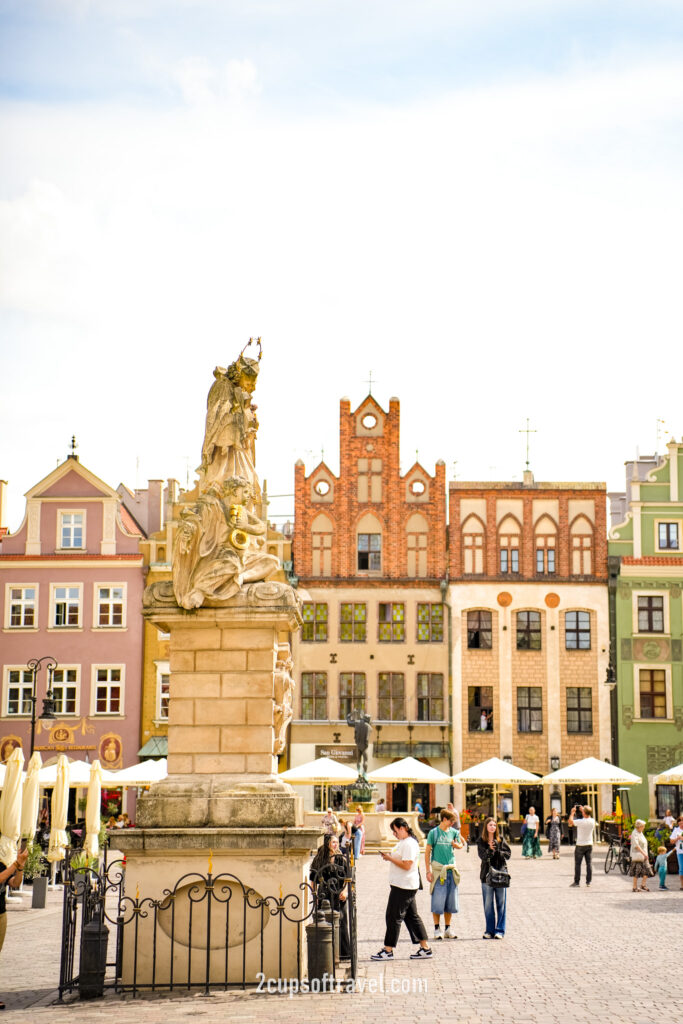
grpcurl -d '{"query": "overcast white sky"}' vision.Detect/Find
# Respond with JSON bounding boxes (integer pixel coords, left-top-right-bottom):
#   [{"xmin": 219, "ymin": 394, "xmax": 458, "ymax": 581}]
[{"xmin": 1, "ymin": 1, "xmax": 682, "ymax": 532}]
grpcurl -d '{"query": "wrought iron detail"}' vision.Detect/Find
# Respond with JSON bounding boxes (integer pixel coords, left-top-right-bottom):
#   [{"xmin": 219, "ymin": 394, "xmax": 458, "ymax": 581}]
[{"xmin": 59, "ymin": 845, "xmax": 357, "ymax": 999}]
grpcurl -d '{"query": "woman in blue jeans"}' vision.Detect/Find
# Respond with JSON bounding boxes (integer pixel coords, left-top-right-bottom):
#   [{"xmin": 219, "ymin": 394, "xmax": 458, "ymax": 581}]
[{"xmin": 477, "ymin": 817, "xmax": 511, "ymax": 939}]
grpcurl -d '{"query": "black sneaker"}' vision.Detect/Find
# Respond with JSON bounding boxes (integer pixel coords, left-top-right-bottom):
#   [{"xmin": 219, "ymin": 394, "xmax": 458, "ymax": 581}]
[
  {"xmin": 409, "ymin": 947, "xmax": 433, "ymax": 959},
  {"xmin": 370, "ymin": 948, "xmax": 394, "ymax": 961},
  {"xmin": 569, "ymin": 882, "xmax": 580, "ymax": 887}
]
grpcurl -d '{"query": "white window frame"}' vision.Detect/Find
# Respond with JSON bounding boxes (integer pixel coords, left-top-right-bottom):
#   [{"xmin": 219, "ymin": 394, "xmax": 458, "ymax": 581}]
[
  {"xmin": 93, "ymin": 582, "xmax": 127, "ymax": 630},
  {"xmin": 49, "ymin": 583, "xmax": 83, "ymax": 630},
  {"xmin": 4, "ymin": 583, "xmax": 39, "ymax": 630},
  {"xmin": 655, "ymin": 519, "xmax": 681, "ymax": 553},
  {"xmin": 91, "ymin": 664, "xmax": 125, "ymax": 717},
  {"xmin": 633, "ymin": 662, "xmax": 672, "ymax": 721},
  {"xmin": 155, "ymin": 660, "xmax": 170, "ymax": 723},
  {"xmin": 632, "ymin": 589, "xmax": 670, "ymax": 635},
  {"xmin": 51, "ymin": 665, "xmax": 81, "ymax": 717},
  {"xmin": 3, "ymin": 666, "xmax": 34, "ymax": 717},
  {"xmin": 57, "ymin": 509, "xmax": 86, "ymax": 550}
]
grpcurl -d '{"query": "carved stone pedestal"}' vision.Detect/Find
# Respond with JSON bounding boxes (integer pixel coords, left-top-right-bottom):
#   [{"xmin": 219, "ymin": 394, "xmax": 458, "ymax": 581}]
[{"xmin": 115, "ymin": 581, "xmax": 321, "ymax": 987}]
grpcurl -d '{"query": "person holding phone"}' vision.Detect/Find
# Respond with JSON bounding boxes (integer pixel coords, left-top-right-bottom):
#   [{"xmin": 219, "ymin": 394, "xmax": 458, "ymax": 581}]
[
  {"xmin": 370, "ymin": 818, "xmax": 432, "ymax": 960},
  {"xmin": 0, "ymin": 845, "xmax": 29, "ymax": 1009},
  {"xmin": 568, "ymin": 804, "xmax": 596, "ymax": 887}
]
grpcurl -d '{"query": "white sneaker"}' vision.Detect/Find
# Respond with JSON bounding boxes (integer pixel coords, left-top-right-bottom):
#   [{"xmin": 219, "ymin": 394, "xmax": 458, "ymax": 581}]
[
  {"xmin": 444, "ymin": 926, "xmax": 456, "ymax": 939},
  {"xmin": 433, "ymin": 927, "xmax": 442, "ymax": 940},
  {"xmin": 409, "ymin": 946, "xmax": 433, "ymax": 959}
]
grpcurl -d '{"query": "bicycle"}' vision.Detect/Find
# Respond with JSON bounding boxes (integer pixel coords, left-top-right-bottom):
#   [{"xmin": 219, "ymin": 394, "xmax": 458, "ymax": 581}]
[{"xmin": 604, "ymin": 835, "xmax": 631, "ymax": 875}]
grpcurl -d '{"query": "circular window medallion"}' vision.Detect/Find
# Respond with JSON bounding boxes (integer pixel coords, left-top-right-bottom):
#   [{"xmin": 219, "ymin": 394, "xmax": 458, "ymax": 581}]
[
  {"xmin": 545, "ymin": 593, "xmax": 560, "ymax": 609},
  {"xmin": 497, "ymin": 592, "xmax": 512, "ymax": 607},
  {"xmin": 361, "ymin": 413, "xmax": 377, "ymax": 429},
  {"xmin": 643, "ymin": 640, "xmax": 661, "ymax": 660},
  {"xmin": 410, "ymin": 480, "xmax": 426, "ymax": 496},
  {"xmin": 314, "ymin": 479, "xmax": 330, "ymax": 496}
]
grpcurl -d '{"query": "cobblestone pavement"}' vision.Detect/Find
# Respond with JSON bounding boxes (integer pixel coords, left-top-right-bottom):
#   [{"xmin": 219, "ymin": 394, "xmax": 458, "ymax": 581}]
[{"xmin": 2, "ymin": 842, "xmax": 682, "ymax": 1024}]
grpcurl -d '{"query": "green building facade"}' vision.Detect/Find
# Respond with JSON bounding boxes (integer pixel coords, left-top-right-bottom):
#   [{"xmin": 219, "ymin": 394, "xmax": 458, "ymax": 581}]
[{"xmin": 608, "ymin": 441, "xmax": 683, "ymax": 819}]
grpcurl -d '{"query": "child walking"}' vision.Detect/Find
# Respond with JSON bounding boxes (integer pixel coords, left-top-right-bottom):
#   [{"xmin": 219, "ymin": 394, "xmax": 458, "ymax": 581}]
[{"xmin": 654, "ymin": 846, "xmax": 669, "ymax": 890}]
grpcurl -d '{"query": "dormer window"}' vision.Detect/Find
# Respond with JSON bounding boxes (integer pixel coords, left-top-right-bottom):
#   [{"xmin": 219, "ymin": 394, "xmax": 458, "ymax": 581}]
[{"xmin": 60, "ymin": 511, "xmax": 84, "ymax": 548}]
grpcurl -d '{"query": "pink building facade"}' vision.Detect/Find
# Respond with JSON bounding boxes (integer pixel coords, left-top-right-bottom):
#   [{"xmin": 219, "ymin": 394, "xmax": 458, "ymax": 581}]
[{"xmin": 0, "ymin": 455, "xmax": 145, "ymax": 769}]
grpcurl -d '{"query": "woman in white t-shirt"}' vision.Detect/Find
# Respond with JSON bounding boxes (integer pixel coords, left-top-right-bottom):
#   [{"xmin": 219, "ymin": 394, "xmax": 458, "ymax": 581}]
[{"xmin": 370, "ymin": 818, "xmax": 432, "ymax": 962}]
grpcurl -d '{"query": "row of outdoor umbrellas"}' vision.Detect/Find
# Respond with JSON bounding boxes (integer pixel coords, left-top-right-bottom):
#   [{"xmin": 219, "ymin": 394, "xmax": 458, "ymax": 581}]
[
  {"xmin": 280, "ymin": 754, "xmax": 650, "ymax": 812},
  {"xmin": 0, "ymin": 750, "xmax": 168, "ymax": 870},
  {"xmin": 0, "ymin": 756, "xmax": 168, "ymax": 788}
]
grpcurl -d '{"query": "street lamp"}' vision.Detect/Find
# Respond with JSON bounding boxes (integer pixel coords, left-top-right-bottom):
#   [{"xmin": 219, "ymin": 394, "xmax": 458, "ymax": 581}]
[{"xmin": 26, "ymin": 656, "xmax": 58, "ymax": 755}]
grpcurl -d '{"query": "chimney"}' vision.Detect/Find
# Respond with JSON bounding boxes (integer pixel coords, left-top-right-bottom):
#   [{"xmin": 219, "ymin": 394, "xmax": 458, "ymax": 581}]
[
  {"xmin": 146, "ymin": 480, "xmax": 164, "ymax": 535},
  {"xmin": 166, "ymin": 478, "xmax": 179, "ymax": 513}
]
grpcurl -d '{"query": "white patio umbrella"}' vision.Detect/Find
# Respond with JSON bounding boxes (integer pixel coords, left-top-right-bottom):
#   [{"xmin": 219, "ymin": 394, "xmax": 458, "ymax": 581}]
[
  {"xmin": 103, "ymin": 758, "xmax": 168, "ymax": 786},
  {"xmin": 39, "ymin": 759, "xmax": 93, "ymax": 787},
  {"xmin": 47, "ymin": 755, "xmax": 70, "ymax": 865},
  {"xmin": 367, "ymin": 756, "xmax": 451, "ymax": 811},
  {"xmin": 0, "ymin": 746, "xmax": 25, "ymax": 865},
  {"xmin": 453, "ymin": 756, "xmax": 540, "ymax": 821},
  {"xmin": 540, "ymin": 757, "xmax": 641, "ymax": 786},
  {"xmin": 0, "ymin": 759, "xmax": 27, "ymax": 789},
  {"xmin": 541, "ymin": 757, "xmax": 641, "ymax": 834},
  {"xmin": 21, "ymin": 751, "xmax": 43, "ymax": 838},
  {"xmin": 84, "ymin": 760, "xmax": 103, "ymax": 859},
  {"xmin": 280, "ymin": 757, "xmax": 358, "ymax": 810},
  {"xmin": 653, "ymin": 762, "xmax": 683, "ymax": 784}
]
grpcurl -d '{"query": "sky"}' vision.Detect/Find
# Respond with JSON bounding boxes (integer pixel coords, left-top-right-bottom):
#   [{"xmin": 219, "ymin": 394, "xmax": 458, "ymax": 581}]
[{"xmin": 1, "ymin": 1, "xmax": 683, "ymax": 532}]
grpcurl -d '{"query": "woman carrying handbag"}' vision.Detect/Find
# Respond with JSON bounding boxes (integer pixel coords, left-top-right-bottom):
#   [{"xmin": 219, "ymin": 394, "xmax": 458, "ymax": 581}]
[
  {"xmin": 477, "ymin": 817, "xmax": 511, "ymax": 939},
  {"xmin": 629, "ymin": 819, "xmax": 653, "ymax": 892}
]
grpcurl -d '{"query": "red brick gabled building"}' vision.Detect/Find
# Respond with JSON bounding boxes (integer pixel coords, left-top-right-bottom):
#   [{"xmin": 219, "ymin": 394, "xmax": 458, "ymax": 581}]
[
  {"xmin": 290, "ymin": 395, "xmax": 450, "ymax": 814},
  {"xmin": 294, "ymin": 395, "xmax": 447, "ymax": 582}
]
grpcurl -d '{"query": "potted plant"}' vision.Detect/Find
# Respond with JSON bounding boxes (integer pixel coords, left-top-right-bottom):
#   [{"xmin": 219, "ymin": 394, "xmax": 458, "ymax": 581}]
[
  {"xmin": 459, "ymin": 809, "xmax": 472, "ymax": 841},
  {"xmin": 22, "ymin": 841, "xmax": 49, "ymax": 908}
]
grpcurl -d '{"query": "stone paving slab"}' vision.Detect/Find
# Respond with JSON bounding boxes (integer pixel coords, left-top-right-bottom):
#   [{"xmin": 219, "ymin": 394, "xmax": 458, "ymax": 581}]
[{"xmin": 2, "ymin": 843, "xmax": 682, "ymax": 1024}]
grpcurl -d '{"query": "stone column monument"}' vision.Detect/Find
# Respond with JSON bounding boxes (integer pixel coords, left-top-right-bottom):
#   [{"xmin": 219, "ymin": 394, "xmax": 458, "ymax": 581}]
[{"xmin": 115, "ymin": 341, "xmax": 320, "ymax": 986}]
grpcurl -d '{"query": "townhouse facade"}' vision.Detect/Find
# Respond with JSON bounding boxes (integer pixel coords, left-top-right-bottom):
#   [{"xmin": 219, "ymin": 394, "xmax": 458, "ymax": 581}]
[
  {"xmin": 0, "ymin": 453, "xmax": 146, "ymax": 769},
  {"xmin": 608, "ymin": 440, "xmax": 683, "ymax": 818},
  {"xmin": 447, "ymin": 473, "xmax": 611, "ymax": 818},
  {"xmin": 291, "ymin": 395, "xmax": 450, "ymax": 811}
]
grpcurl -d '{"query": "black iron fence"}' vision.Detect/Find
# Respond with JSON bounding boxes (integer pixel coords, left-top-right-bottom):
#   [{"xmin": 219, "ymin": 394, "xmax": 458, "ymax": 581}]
[{"xmin": 59, "ymin": 845, "xmax": 356, "ymax": 999}]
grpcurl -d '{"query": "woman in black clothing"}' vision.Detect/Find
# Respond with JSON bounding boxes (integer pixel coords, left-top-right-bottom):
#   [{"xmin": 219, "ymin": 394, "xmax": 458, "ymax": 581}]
[
  {"xmin": 477, "ymin": 817, "xmax": 511, "ymax": 939},
  {"xmin": 310, "ymin": 833, "xmax": 350, "ymax": 959}
]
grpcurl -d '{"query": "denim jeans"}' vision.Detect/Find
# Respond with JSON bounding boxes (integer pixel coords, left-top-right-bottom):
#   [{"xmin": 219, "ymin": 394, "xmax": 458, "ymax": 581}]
[
  {"xmin": 574, "ymin": 844, "xmax": 592, "ymax": 884},
  {"xmin": 353, "ymin": 828, "xmax": 362, "ymax": 859},
  {"xmin": 481, "ymin": 882, "xmax": 506, "ymax": 936},
  {"xmin": 431, "ymin": 869, "xmax": 459, "ymax": 916}
]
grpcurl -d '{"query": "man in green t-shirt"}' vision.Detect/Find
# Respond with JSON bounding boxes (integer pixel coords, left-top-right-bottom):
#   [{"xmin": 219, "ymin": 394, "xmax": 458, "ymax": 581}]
[{"xmin": 424, "ymin": 809, "xmax": 464, "ymax": 940}]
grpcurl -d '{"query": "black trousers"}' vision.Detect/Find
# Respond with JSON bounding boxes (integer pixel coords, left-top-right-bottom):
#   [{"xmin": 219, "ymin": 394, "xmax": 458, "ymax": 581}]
[
  {"xmin": 574, "ymin": 844, "xmax": 593, "ymax": 884},
  {"xmin": 384, "ymin": 885, "xmax": 428, "ymax": 948}
]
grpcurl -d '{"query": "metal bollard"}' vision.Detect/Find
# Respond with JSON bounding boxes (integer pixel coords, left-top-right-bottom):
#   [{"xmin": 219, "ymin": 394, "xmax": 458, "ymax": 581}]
[
  {"xmin": 31, "ymin": 875, "xmax": 48, "ymax": 909},
  {"xmin": 79, "ymin": 912, "xmax": 109, "ymax": 999},
  {"xmin": 323, "ymin": 901, "xmax": 341, "ymax": 964},
  {"xmin": 306, "ymin": 900, "xmax": 334, "ymax": 982}
]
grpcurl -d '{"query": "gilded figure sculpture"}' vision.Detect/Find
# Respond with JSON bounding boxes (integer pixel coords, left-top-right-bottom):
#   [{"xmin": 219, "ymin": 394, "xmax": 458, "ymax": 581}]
[{"xmin": 197, "ymin": 339, "xmax": 262, "ymax": 498}]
